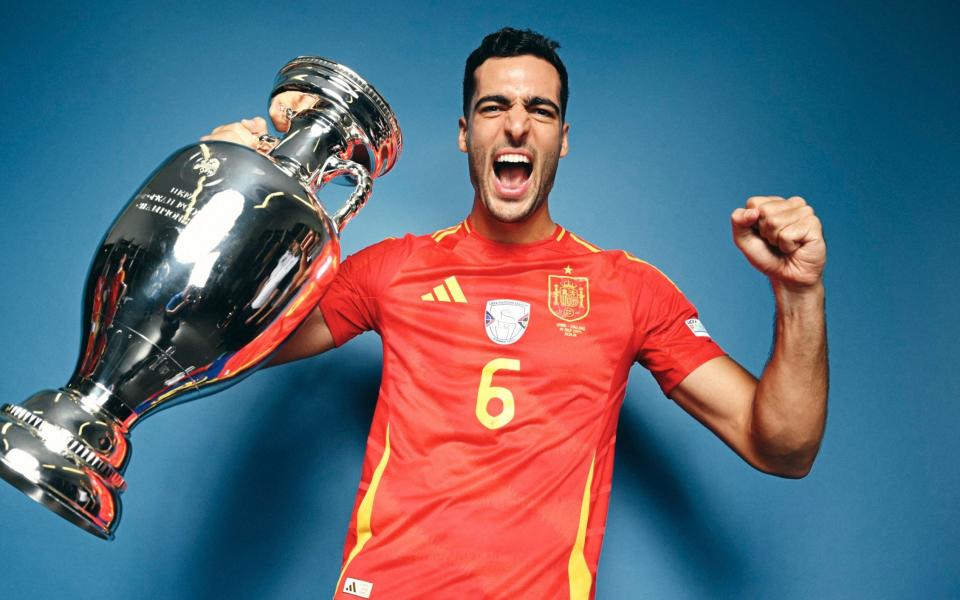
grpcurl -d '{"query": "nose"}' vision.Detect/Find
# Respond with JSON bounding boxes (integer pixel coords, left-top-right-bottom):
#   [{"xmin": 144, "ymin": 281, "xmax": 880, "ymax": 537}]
[{"xmin": 503, "ymin": 104, "xmax": 530, "ymax": 143}]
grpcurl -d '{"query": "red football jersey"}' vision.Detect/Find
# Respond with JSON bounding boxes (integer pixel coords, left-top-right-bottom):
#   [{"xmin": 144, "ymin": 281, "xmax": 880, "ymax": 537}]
[{"xmin": 319, "ymin": 220, "xmax": 725, "ymax": 599}]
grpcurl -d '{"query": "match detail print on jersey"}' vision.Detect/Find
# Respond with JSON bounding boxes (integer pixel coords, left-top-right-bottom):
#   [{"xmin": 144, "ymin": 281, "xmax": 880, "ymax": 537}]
[{"xmin": 484, "ymin": 299, "xmax": 531, "ymax": 345}]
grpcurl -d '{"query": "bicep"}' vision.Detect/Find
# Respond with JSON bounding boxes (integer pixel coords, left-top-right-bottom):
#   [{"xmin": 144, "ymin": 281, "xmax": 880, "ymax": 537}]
[
  {"xmin": 267, "ymin": 308, "xmax": 336, "ymax": 367},
  {"xmin": 668, "ymin": 355, "xmax": 764, "ymax": 466}
]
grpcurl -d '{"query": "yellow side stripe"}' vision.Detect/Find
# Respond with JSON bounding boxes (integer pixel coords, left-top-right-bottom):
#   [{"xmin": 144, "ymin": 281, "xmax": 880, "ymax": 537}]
[
  {"xmin": 568, "ymin": 454, "xmax": 596, "ymax": 600},
  {"xmin": 445, "ymin": 276, "xmax": 467, "ymax": 303},
  {"xmin": 335, "ymin": 425, "xmax": 392, "ymax": 597},
  {"xmin": 622, "ymin": 250, "xmax": 681, "ymax": 292},
  {"xmin": 420, "ymin": 293, "xmax": 434, "ymax": 301},
  {"xmin": 569, "ymin": 232, "xmax": 602, "ymax": 253}
]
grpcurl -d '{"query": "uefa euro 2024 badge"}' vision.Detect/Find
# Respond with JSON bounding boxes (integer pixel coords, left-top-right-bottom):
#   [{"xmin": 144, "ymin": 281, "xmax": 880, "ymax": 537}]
[{"xmin": 484, "ymin": 299, "xmax": 531, "ymax": 345}]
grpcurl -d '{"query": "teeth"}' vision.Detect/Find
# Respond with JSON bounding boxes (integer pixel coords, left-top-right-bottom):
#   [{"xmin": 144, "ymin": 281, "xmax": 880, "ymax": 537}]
[{"xmin": 495, "ymin": 154, "xmax": 530, "ymax": 164}]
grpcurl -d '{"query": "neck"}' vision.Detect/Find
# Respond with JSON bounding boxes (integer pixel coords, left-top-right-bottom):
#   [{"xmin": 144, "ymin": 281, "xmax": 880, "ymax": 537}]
[{"xmin": 468, "ymin": 199, "xmax": 556, "ymax": 244}]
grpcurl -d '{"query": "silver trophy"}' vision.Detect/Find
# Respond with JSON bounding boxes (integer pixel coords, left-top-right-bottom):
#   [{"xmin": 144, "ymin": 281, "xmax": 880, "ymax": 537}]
[{"xmin": 0, "ymin": 56, "xmax": 401, "ymax": 539}]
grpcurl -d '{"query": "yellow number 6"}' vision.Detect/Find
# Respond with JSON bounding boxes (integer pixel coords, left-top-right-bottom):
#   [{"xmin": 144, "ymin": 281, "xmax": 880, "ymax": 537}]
[{"xmin": 476, "ymin": 358, "xmax": 520, "ymax": 430}]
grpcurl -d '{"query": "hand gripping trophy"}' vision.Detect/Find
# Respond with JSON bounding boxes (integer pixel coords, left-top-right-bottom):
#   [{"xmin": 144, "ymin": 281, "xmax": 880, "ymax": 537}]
[{"xmin": 0, "ymin": 57, "xmax": 401, "ymax": 539}]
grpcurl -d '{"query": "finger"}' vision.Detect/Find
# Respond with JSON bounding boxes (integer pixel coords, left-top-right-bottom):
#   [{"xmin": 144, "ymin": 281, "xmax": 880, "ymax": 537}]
[
  {"xmin": 754, "ymin": 198, "xmax": 809, "ymax": 238},
  {"xmin": 732, "ymin": 208, "xmax": 779, "ymax": 267},
  {"xmin": 774, "ymin": 216, "xmax": 820, "ymax": 255},
  {"xmin": 205, "ymin": 122, "xmax": 247, "ymax": 138},
  {"xmin": 746, "ymin": 195, "xmax": 784, "ymax": 210},
  {"xmin": 269, "ymin": 91, "xmax": 302, "ymax": 132},
  {"xmin": 207, "ymin": 123, "xmax": 233, "ymax": 135},
  {"xmin": 288, "ymin": 92, "xmax": 320, "ymax": 112},
  {"xmin": 754, "ymin": 196, "xmax": 806, "ymax": 221},
  {"xmin": 731, "ymin": 207, "xmax": 760, "ymax": 240},
  {"xmin": 758, "ymin": 205, "xmax": 816, "ymax": 246},
  {"xmin": 268, "ymin": 103, "xmax": 288, "ymax": 132},
  {"xmin": 731, "ymin": 224, "xmax": 780, "ymax": 274},
  {"xmin": 731, "ymin": 207, "xmax": 759, "ymax": 227},
  {"xmin": 201, "ymin": 122, "xmax": 259, "ymax": 147},
  {"xmin": 241, "ymin": 117, "xmax": 268, "ymax": 136},
  {"xmin": 268, "ymin": 91, "xmax": 320, "ymax": 132}
]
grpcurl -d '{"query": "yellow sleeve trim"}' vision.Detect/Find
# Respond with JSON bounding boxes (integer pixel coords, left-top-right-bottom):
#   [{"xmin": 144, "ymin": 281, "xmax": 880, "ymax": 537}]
[
  {"xmin": 334, "ymin": 425, "xmax": 392, "ymax": 597},
  {"xmin": 568, "ymin": 232, "xmax": 602, "ymax": 253},
  {"xmin": 621, "ymin": 250, "xmax": 681, "ymax": 292},
  {"xmin": 568, "ymin": 453, "xmax": 596, "ymax": 600},
  {"xmin": 431, "ymin": 223, "xmax": 462, "ymax": 243}
]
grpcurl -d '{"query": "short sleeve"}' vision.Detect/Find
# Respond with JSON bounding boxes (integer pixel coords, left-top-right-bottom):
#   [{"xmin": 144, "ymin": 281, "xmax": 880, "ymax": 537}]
[
  {"xmin": 319, "ymin": 236, "xmax": 413, "ymax": 347},
  {"xmin": 631, "ymin": 263, "xmax": 726, "ymax": 395}
]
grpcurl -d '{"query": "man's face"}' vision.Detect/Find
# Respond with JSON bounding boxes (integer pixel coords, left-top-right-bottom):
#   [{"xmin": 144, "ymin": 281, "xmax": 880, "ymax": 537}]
[{"xmin": 459, "ymin": 55, "xmax": 569, "ymax": 224}]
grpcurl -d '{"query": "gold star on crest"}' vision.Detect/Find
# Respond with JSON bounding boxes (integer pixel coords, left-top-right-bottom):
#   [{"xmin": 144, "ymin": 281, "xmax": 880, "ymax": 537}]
[{"xmin": 563, "ymin": 265, "xmax": 573, "ymax": 275}]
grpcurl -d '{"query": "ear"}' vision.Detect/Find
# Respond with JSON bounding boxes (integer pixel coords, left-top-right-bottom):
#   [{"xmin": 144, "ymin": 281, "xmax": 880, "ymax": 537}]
[
  {"xmin": 559, "ymin": 121, "xmax": 570, "ymax": 158},
  {"xmin": 458, "ymin": 116, "xmax": 469, "ymax": 153}
]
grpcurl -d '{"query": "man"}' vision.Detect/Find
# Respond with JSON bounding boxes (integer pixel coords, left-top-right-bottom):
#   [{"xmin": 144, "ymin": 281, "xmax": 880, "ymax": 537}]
[{"xmin": 206, "ymin": 27, "xmax": 827, "ymax": 600}]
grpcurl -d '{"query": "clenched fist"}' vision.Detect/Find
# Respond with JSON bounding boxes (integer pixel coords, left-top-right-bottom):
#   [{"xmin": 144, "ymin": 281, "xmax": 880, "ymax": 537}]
[{"xmin": 731, "ymin": 196, "xmax": 826, "ymax": 290}]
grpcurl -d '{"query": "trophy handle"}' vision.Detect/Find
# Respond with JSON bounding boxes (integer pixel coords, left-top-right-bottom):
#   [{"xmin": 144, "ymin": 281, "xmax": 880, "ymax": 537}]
[{"xmin": 321, "ymin": 157, "xmax": 373, "ymax": 233}]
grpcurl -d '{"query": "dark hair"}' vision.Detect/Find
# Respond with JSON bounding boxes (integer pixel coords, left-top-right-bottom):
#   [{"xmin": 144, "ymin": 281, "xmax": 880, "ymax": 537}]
[{"xmin": 463, "ymin": 27, "xmax": 569, "ymax": 120}]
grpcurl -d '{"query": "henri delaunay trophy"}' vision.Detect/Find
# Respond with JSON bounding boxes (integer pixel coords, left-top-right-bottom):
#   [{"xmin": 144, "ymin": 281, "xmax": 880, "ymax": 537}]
[{"xmin": 0, "ymin": 57, "xmax": 402, "ymax": 539}]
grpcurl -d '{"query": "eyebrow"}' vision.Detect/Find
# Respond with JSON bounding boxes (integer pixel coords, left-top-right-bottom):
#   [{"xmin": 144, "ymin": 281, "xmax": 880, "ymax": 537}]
[{"xmin": 474, "ymin": 94, "xmax": 561, "ymax": 115}]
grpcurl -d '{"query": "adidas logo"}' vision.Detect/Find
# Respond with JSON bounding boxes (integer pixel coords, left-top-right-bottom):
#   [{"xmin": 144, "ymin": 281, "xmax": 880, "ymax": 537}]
[{"xmin": 420, "ymin": 276, "xmax": 467, "ymax": 303}]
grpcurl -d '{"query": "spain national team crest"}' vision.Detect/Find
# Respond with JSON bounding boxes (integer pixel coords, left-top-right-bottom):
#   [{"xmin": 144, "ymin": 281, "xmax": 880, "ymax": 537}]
[
  {"xmin": 548, "ymin": 274, "xmax": 590, "ymax": 322},
  {"xmin": 484, "ymin": 299, "xmax": 531, "ymax": 345}
]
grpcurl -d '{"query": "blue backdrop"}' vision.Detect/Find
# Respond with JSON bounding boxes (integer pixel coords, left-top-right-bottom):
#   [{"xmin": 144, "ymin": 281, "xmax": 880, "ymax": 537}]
[{"xmin": 1, "ymin": 1, "xmax": 957, "ymax": 598}]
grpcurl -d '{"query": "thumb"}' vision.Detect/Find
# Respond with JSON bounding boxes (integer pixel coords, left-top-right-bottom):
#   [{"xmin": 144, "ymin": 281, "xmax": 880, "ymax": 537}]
[{"xmin": 731, "ymin": 207, "xmax": 778, "ymax": 273}]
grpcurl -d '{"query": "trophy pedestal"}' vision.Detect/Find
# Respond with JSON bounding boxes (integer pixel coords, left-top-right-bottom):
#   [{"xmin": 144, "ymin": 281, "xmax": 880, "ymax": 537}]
[
  {"xmin": 0, "ymin": 402, "xmax": 120, "ymax": 539},
  {"xmin": 0, "ymin": 449, "xmax": 116, "ymax": 540}
]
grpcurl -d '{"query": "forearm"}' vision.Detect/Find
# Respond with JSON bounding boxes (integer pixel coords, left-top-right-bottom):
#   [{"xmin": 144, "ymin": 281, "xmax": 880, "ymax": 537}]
[
  {"xmin": 266, "ymin": 308, "xmax": 336, "ymax": 367},
  {"xmin": 752, "ymin": 281, "xmax": 828, "ymax": 477}
]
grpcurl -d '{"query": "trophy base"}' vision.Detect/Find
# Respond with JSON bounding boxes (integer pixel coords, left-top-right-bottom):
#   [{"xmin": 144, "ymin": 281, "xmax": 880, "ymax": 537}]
[
  {"xmin": 0, "ymin": 402, "xmax": 121, "ymax": 540},
  {"xmin": 0, "ymin": 458, "xmax": 113, "ymax": 540}
]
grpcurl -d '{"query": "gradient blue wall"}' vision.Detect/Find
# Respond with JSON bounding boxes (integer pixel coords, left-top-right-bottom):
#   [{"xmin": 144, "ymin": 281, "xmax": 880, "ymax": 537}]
[{"xmin": 1, "ymin": 1, "xmax": 956, "ymax": 598}]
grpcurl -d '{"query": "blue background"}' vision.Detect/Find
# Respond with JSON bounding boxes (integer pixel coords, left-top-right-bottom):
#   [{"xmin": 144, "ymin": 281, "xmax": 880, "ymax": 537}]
[{"xmin": 1, "ymin": 1, "xmax": 957, "ymax": 598}]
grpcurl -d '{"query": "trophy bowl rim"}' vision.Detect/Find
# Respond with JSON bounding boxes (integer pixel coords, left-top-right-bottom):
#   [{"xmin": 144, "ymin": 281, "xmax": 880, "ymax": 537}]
[{"xmin": 271, "ymin": 55, "xmax": 403, "ymax": 176}]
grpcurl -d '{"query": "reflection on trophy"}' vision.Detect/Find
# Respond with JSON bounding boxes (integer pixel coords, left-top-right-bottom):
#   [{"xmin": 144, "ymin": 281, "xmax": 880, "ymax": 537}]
[{"xmin": 0, "ymin": 57, "xmax": 402, "ymax": 539}]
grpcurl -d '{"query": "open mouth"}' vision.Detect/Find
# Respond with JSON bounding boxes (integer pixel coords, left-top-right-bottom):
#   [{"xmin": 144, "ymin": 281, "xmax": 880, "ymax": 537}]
[{"xmin": 493, "ymin": 153, "xmax": 533, "ymax": 191}]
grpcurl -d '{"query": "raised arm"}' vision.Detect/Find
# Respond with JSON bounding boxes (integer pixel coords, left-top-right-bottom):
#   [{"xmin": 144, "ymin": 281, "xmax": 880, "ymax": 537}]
[{"xmin": 670, "ymin": 196, "xmax": 827, "ymax": 478}]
